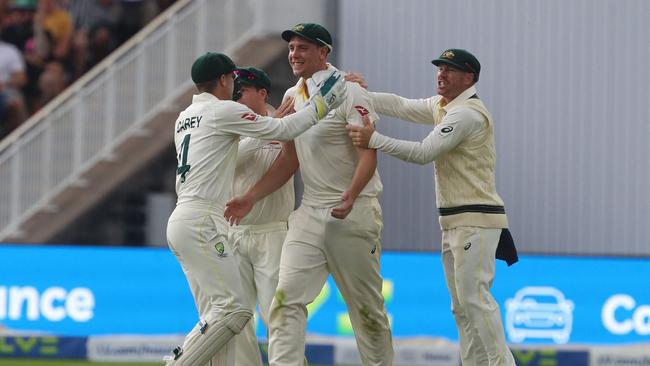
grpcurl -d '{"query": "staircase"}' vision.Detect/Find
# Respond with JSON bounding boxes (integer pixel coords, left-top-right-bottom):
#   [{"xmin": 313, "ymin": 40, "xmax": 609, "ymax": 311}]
[{"xmin": 0, "ymin": 0, "xmax": 332, "ymax": 243}]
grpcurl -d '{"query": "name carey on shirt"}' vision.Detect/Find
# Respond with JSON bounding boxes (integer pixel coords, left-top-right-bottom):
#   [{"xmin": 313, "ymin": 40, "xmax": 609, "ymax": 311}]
[{"xmin": 176, "ymin": 115, "xmax": 203, "ymax": 133}]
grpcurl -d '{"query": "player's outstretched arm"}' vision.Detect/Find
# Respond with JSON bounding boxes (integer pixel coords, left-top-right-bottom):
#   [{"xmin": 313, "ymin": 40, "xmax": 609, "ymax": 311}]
[
  {"xmin": 345, "ymin": 72, "xmax": 436, "ymax": 125},
  {"xmin": 370, "ymin": 92, "xmax": 437, "ymax": 125},
  {"xmin": 349, "ymin": 112, "xmax": 479, "ymax": 165},
  {"xmin": 222, "ymin": 71, "xmax": 347, "ymax": 142}
]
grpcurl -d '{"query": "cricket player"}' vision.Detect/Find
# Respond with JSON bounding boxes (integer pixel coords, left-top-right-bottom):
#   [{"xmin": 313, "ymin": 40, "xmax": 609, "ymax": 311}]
[
  {"xmin": 229, "ymin": 66, "xmax": 298, "ymax": 366},
  {"xmin": 225, "ymin": 23, "xmax": 394, "ymax": 366},
  {"xmin": 165, "ymin": 52, "xmax": 346, "ymax": 366},
  {"xmin": 346, "ymin": 49, "xmax": 518, "ymax": 365}
]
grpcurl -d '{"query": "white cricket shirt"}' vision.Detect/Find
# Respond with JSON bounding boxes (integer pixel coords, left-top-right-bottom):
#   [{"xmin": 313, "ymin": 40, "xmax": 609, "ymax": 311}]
[
  {"xmin": 173, "ymin": 92, "xmax": 317, "ymax": 212},
  {"xmin": 232, "ymin": 137, "xmax": 294, "ymax": 225},
  {"xmin": 286, "ymin": 65, "xmax": 383, "ymax": 207}
]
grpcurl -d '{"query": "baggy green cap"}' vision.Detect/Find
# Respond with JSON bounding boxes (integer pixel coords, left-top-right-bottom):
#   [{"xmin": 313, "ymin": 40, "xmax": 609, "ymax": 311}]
[
  {"xmin": 191, "ymin": 52, "xmax": 236, "ymax": 84},
  {"xmin": 281, "ymin": 23, "xmax": 333, "ymax": 51},
  {"xmin": 432, "ymin": 49, "xmax": 481, "ymax": 82},
  {"xmin": 234, "ymin": 67, "xmax": 271, "ymax": 90}
]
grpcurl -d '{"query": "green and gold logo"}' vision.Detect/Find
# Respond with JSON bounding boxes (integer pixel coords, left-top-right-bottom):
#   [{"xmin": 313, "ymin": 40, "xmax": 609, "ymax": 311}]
[
  {"xmin": 215, "ymin": 242, "xmax": 227, "ymax": 258},
  {"xmin": 441, "ymin": 50, "xmax": 455, "ymax": 59},
  {"xmin": 293, "ymin": 24, "xmax": 305, "ymax": 32}
]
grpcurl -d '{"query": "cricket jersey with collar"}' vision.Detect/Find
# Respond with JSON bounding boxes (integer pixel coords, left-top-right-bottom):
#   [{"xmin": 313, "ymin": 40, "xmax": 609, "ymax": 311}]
[
  {"xmin": 284, "ymin": 65, "xmax": 383, "ymax": 207},
  {"xmin": 167, "ymin": 91, "xmax": 324, "ymax": 366},
  {"xmin": 230, "ymin": 130, "xmax": 295, "ymax": 366},
  {"xmin": 173, "ymin": 92, "xmax": 318, "ymax": 212},
  {"xmin": 368, "ymin": 86, "xmax": 508, "ymax": 230},
  {"xmin": 268, "ymin": 65, "xmax": 394, "ymax": 366},
  {"xmin": 367, "ymin": 86, "xmax": 516, "ymax": 365}
]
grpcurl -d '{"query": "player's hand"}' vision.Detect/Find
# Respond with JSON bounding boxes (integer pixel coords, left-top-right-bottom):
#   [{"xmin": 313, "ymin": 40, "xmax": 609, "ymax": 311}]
[
  {"xmin": 309, "ymin": 71, "xmax": 347, "ymax": 119},
  {"xmin": 273, "ymin": 96, "xmax": 295, "ymax": 118},
  {"xmin": 346, "ymin": 114, "xmax": 375, "ymax": 148},
  {"xmin": 224, "ymin": 195, "xmax": 254, "ymax": 226},
  {"xmin": 331, "ymin": 190, "xmax": 355, "ymax": 219},
  {"xmin": 344, "ymin": 72, "xmax": 368, "ymax": 89}
]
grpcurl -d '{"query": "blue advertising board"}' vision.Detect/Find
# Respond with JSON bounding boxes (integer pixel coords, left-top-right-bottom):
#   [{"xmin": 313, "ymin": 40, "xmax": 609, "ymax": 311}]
[
  {"xmin": 0, "ymin": 336, "xmax": 87, "ymax": 359},
  {"xmin": 1, "ymin": 245, "xmax": 649, "ymax": 346},
  {"xmin": 0, "ymin": 245, "xmax": 195, "ymax": 335}
]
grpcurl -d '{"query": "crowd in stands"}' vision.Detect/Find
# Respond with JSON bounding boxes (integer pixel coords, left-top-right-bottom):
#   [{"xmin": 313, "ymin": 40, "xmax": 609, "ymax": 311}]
[{"xmin": 0, "ymin": 0, "xmax": 175, "ymax": 139}]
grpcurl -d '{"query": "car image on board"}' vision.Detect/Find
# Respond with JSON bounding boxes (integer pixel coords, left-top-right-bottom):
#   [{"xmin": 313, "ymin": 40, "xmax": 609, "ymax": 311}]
[{"xmin": 505, "ymin": 286, "xmax": 574, "ymax": 344}]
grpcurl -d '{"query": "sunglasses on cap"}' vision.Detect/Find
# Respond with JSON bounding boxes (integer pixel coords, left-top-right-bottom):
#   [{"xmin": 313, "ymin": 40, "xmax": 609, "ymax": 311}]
[{"xmin": 233, "ymin": 69, "xmax": 257, "ymax": 82}]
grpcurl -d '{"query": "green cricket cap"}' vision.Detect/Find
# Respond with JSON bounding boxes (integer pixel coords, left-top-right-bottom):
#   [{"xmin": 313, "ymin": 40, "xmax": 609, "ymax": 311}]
[
  {"xmin": 191, "ymin": 52, "xmax": 236, "ymax": 84},
  {"xmin": 281, "ymin": 23, "xmax": 333, "ymax": 51},
  {"xmin": 234, "ymin": 67, "xmax": 271, "ymax": 90},
  {"xmin": 431, "ymin": 48, "xmax": 481, "ymax": 82}
]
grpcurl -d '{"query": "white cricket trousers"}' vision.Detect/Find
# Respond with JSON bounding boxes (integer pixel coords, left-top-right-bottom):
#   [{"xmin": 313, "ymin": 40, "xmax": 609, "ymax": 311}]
[
  {"xmin": 268, "ymin": 198, "xmax": 394, "ymax": 366},
  {"xmin": 229, "ymin": 221, "xmax": 288, "ymax": 366},
  {"xmin": 441, "ymin": 227, "xmax": 515, "ymax": 366},
  {"xmin": 167, "ymin": 201, "xmax": 251, "ymax": 366}
]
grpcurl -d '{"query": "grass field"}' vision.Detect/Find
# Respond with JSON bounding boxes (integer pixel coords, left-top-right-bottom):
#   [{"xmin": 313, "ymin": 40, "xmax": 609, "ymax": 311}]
[{"xmin": 0, "ymin": 361, "xmax": 160, "ymax": 366}]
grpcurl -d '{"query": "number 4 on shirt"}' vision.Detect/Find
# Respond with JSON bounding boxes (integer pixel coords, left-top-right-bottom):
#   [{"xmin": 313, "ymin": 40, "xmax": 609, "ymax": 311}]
[{"xmin": 177, "ymin": 134, "xmax": 191, "ymax": 183}]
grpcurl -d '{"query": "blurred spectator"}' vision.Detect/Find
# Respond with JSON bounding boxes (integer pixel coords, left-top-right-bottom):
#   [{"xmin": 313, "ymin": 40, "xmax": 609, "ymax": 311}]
[
  {"xmin": 1, "ymin": 0, "xmax": 36, "ymax": 51},
  {"xmin": 0, "ymin": 37, "xmax": 27, "ymax": 137},
  {"xmin": 20, "ymin": 0, "xmax": 72, "ymax": 113},
  {"xmin": 116, "ymin": 0, "xmax": 146, "ymax": 44},
  {"xmin": 68, "ymin": 0, "xmax": 120, "ymax": 79},
  {"xmin": 0, "ymin": 0, "xmax": 176, "ymax": 130},
  {"xmin": 30, "ymin": 59, "xmax": 64, "ymax": 111},
  {"xmin": 31, "ymin": 0, "xmax": 73, "ymax": 62}
]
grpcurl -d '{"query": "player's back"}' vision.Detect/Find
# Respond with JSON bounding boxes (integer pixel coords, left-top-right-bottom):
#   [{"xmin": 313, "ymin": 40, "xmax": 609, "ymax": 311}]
[{"xmin": 173, "ymin": 93, "xmax": 241, "ymax": 212}]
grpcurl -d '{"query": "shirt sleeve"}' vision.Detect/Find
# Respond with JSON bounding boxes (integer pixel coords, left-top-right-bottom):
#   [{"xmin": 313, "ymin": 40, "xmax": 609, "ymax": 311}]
[
  {"xmin": 343, "ymin": 83, "xmax": 379, "ymax": 125},
  {"xmin": 218, "ymin": 101, "xmax": 318, "ymax": 141},
  {"xmin": 370, "ymin": 92, "xmax": 437, "ymax": 125},
  {"xmin": 368, "ymin": 106, "xmax": 485, "ymax": 164}
]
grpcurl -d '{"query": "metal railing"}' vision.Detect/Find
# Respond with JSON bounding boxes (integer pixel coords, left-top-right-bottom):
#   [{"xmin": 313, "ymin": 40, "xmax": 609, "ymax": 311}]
[{"xmin": 0, "ymin": 0, "xmax": 259, "ymax": 240}]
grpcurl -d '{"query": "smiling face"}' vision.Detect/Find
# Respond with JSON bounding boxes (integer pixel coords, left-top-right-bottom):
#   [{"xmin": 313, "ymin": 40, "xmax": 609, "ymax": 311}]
[
  {"xmin": 287, "ymin": 36, "xmax": 329, "ymax": 79},
  {"xmin": 436, "ymin": 64, "xmax": 475, "ymax": 102}
]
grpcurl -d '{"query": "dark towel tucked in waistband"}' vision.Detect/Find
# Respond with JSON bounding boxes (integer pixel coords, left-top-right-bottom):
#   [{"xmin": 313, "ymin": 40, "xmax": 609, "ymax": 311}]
[{"xmin": 497, "ymin": 228, "xmax": 518, "ymax": 266}]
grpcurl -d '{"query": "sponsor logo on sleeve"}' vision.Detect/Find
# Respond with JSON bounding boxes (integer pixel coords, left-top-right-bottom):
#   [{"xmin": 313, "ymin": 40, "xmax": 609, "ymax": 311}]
[
  {"xmin": 241, "ymin": 113, "xmax": 258, "ymax": 122},
  {"xmin": 354, "ymin": 105, "xmax": 370, "ymax": 116}
]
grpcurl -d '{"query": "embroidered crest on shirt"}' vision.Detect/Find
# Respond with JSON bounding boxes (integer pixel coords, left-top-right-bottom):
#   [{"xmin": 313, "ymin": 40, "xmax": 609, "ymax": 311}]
[
  {"xmin": 354, "ymin": 105, "xmax": 370, "ymax": 116},
  {"xmin": 241, "ymin": 113, "xmax": 258, "ymax": 121},
  {"xmin": 215, "ymin": 242, "xmax": 227, "ymax": 258}
]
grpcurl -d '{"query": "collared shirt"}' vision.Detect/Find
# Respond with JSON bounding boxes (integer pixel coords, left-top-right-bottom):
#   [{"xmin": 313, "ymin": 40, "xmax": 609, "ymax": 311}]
[
  {"xmin": 368, "ymin": 86, "xmax": 484, "ymax": 164},
  {"xmin": 173, "ymin": 93, "xmax": 317, "ymax": 212},
  {"xmin": 368, "ymin": 86, "xmax": 507, "ymax": 229},
  {"xmin": 285, "ymin": 65, "xmax": 383, "ymax": 206}
]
